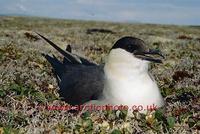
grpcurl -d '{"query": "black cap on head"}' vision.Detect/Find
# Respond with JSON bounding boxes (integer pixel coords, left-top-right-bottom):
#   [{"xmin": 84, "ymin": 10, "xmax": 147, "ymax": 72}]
[
  {"xmin": 111, "ymin": 36, "xmax": 147, "ymax": 53},
  {"xmin": 111, "ymin": 36, "xmax": 165, "ymax": 63}
]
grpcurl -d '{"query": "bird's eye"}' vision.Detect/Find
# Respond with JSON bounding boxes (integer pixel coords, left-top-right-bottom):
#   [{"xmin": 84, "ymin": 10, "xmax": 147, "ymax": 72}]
[
  {"xmin": 128, "ymin": 44, "xmax": 132, "ymax": 49},
  {"xmin": 127, "ymin": 44, "xmax": 135, "ymax": 53}
]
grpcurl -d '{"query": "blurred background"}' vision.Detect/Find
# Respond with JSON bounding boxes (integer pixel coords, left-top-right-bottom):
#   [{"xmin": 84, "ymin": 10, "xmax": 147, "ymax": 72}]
[
  {"xmin": 0, "ymin": 0, "xmax": 200, "ymax": 25},
  {"xmin": 0, "ymin": 0, "xmax": 200, "ymax": 133}
]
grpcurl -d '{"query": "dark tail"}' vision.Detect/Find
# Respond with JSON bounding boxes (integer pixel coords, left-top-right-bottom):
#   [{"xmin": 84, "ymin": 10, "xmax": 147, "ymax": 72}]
[
  {"xmin": 36, "ymin": 32, "xmax": 96, "ymax": 66},
  {"xmin": 36, "ymin": 32, "xmax": 81, "ymax": 64},
  {"xmin": 42, "ymin": 53, "xmax": 64, "ymax": 81}
]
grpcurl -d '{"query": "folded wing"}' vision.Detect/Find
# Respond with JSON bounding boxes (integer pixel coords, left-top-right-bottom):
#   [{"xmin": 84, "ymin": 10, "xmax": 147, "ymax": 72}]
[{"xmin": 37, "ymin": 33, "xmax": 104, "ymax": 105}]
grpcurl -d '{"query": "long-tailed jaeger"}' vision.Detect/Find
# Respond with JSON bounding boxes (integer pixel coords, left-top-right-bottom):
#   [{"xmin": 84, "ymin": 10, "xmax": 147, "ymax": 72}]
[{"xmin": 37, "ymin": 33, "xmax": 165, "ymax": 113}]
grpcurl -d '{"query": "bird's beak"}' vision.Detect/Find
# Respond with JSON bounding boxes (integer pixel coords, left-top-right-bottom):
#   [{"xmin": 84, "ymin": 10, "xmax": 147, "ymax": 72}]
[{"xmin": 134, "ymin": 49, "xmax": 165, "ymax": 63}]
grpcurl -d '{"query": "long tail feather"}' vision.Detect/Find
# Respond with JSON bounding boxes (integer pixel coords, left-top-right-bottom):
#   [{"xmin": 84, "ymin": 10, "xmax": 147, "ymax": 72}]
[
  {"xmin": 37, "ymin": 32, "xmax": 96, "ymax": 66},
  {"xmin": 37, "ymin": 32, "xmax": 81, "ymax": 64}
]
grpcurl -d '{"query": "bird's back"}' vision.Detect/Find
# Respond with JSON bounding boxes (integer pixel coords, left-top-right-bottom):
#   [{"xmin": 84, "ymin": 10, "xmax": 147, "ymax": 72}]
[{"xmin": 37, "ymin": 33, "xmax": 105, "ymax": 105}]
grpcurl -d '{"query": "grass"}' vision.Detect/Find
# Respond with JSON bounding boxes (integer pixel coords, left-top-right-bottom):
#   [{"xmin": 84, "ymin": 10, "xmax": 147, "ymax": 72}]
[{"xmin": 0, "ymin": 16, "xmax": 199, "ymax": 133}]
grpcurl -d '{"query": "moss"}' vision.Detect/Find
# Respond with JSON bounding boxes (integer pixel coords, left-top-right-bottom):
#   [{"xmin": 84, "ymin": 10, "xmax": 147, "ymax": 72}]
[{"xmin": 0, "ymin": 16, "xmax": 199, "ymax": 133}]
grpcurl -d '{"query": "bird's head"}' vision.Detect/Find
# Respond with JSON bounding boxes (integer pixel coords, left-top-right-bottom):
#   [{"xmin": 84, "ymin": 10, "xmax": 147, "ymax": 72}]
[{"xmin": 110, "ymin": 36, "xmax": 164, "ymax": 64}]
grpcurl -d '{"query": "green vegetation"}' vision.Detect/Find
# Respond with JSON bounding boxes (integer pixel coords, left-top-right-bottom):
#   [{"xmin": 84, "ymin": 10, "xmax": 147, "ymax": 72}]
[{"xmin": 0, "ymin": 16, "xmax": 199, "ymax": 133}]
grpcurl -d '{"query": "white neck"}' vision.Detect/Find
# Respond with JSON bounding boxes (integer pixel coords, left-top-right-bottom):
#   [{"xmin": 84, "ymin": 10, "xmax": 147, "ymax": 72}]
[
  {"xmin": 104, "ymin": 49, "xmax": 149, "ymax": 78},
  {"xmin": 103, "ymin": 49, "xmax": 164, "ymax": 112}
]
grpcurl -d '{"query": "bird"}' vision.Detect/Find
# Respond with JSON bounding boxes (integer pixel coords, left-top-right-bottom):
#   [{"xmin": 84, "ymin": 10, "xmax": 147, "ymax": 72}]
[{"xmin": 37, "ymin": 33, "xmax": 165, "ymax": 113}]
